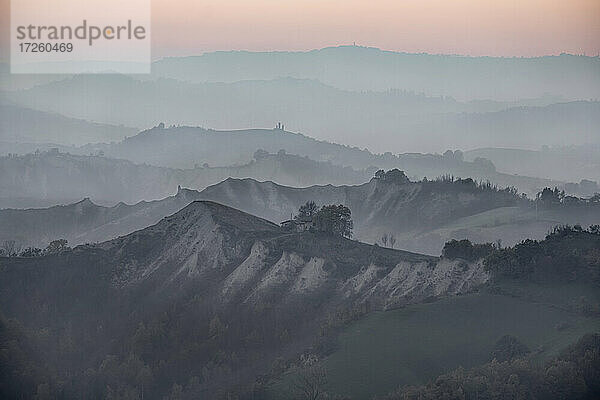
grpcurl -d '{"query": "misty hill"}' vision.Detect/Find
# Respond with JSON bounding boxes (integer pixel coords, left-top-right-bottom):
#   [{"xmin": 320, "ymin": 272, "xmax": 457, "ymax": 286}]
[
  {"xmin": 151, "ymin": 46, "xmax": 600, "ymax": 101},
  {"xmin": 0, "ymin": 120, "xmax": 581, "ymax": 197},
  {"xmin": 4, "ymin": 173, "xmax": 598, "ymax": 256},
  {"xmin": 0, "ymin": 192, "xmax": 202, "ymax": 249},
  {"xmin": 446, "ymin": 101, "xmax": 600, "ymax": 150},
  {"xmin": 466, "ymin": 145, "xmax": 600, "ymax": 186},
  {"xmin": 105, "ymin": 125, "xmax": 372, "ymax": 168},
  {"xmin": 0, "ymin": 140, "xmax": 119, "ymax": 158},
  {"xmin": 0, "ymin": 150, "xmax": 371, "ymax": 208},
  {"xmin": 0, "ymin": 201, "xmax": 484, "ymax": 398},
  {"xmin": 119, "ymin": 126, "xmax": 592, "ymax": 196},
  {"xmin": 0, "ymin": 102, "xmax": 136, "ymax": 146},
  {"xmin": 7, "ymin": 74, "xmax": 599, "ymax": 153},
  {"xmin": 199, "ymin": 176, "xmax": 600, "ymax": 254},
  {"xmin": 76, "ymin": 125, "xmax": 566, "ymax": 196},
  {"xmin": 0, "ymin": 63, "xmax": 66, "ymax": 91},
  {"xmin": 3, "ymin": 47, "xmax": 599, "ymax": 101},
  {"xmin": 0, "ymin": 151, "xmax": 186, "ymax": 207},
  {"xmin": 200, "ymin": 176, "xmax": 518, "ymax": 230}
]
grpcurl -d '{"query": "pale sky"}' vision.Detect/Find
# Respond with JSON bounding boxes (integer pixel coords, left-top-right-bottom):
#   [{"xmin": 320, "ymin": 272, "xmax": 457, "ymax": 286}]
[{"xmin": 1, "ymin": 0, "xmax": 600, "ymax": 60}]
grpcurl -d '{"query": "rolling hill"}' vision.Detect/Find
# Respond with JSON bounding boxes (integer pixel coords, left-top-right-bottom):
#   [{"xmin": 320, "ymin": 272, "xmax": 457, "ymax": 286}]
[
  {"xmin": 2, "ymin": 201, "xmax": 598, "ymax": 399},
  {"xmin": 199, "ymin": 176, "xmax": 600, "ymax": 254},
  {"xmin": 24, "ymin": 124, "xmax": 565, "ymax": 196},
  {"xmin": 0, "ymin": 102, "xmax": 136, "ymax": 145},
  {"xmin": 4, "ymin": 47, "xmax": 600, "ymax": 101},
  {"xmin": 465, "ymin": 145, "xmax": 600, "ymax": 185},
  {"xmin": 6, "ymin": 74, "xmax": 599, "ymax": 153},
  {"xmin": 0, "ymin": 193, "xmax": 199, "ymax": 249},
  {"xmin": 0, "ymin": 145, "xmax": 572, "ymax": 213},
  {"xmin": 3, "ymin": 173, "xmax": 598, "ymax": 255},
  {"xmin": 150, "ymin": 46, "xmax": 600, "ymax": 101},
  {"xmin": 270, "ymin": 284, "xmax": 600, "ymax": 399},
  {"xmin": 0, "ymin": 149, "xmax": 371, "ymax": 208},
  {"xmin": 0, "ymin": 201, "xmax": 483, "ymax": 398}
]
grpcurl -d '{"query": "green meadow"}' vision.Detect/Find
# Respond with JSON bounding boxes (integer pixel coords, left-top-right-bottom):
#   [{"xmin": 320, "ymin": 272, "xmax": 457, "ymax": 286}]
[{"xmin": 268, "ymin": 282, "xmax": 600, "ymax": 399}]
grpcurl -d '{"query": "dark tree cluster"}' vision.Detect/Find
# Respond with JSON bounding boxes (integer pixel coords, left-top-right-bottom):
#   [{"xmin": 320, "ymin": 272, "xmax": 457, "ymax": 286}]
[
  {"xmin": 441, "ymin": 239, "xmax": 496, "ymax": 261},
  {"xmin": 0, "ymin": 314, "xmax": 54, "ymax": 400},
  {"xmin": 483, "ymin": 225, "xmax": 600, "ymax": 283},
  {"xmin": 295, "ymin": 200, "xmax": 319, "ymax": 223},
  {"xmin": 374, "ymin": 169, "xmax": 410, "ymax": 184},
  {"xmin": 429, "ymin": 174, "xmax": 518, "ymax": 197},
  {"xmin": 313, "ymin": 205, "xmax": 353, "ymax": 238},
  {"xmin": 0, "ymin": 239, "xmax": 70, "ymax": 258},
  {"xmin": 373, "ymin": 169, "xmax": 519, "ymax": 200},
  {"xmin": 537, "ymin": 186, "xmax": 566, "ymax": 207},
  {"xmin": 536, "ymin": 186, "xmax": 600, "ymax": 208},
  {"xmin": 0, "ymin": 284, "xmax": 336, "ymax": 399},
  {"xmin": 292, "ymin": 201, "xmax": 354, "ymax": 238},
  {"xmin": 382, "ymin": 333, "xmax": 600, "ymax": 400},
  {"xmin": 441, "ymin": 225, "xmax": 600, "ymax": 284},
  {"xmin": 490, "ymin": 335, "xmax": 530, "ymax": 362}
]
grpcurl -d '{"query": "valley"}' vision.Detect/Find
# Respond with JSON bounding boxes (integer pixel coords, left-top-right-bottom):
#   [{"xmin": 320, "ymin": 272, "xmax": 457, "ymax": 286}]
[{"xmin": 269, "ymin": 281, "xmax": 600, "ymax": 399}]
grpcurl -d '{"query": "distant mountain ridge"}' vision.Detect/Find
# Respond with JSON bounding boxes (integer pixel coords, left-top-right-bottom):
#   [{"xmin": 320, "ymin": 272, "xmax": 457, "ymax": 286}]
[
  {"xmin": 199, "ymin": 177, "xmax": 600, "ymax": 253},
  {"xmin": 0, "ymin": 102, "xmax": 136, "ymax": 145},
  {"xmin": 151, "ymin": 46, "xmax": 600, "ymax": 101},
  {"xmin": 6, "ymin": 74, "xmax": 598, "ymax": 153},
  {"xmin": 111, "ymin": 125, "xmax": 580, "ymax": 196},
  {"xmin": 465, "ymin": 145, "xmax": 600, "ymax": 185},
  {"xmin": 0, "ymin": 195, "xmax": 197, "ymax": 249},
  {"xmin": 0, "ymin": 149, "xmax": 371, "ymax": 208},
  {"xmin": 54, "ymin": 125, "xmax": 569, "ymax": 194},
  {"xmin": 4, "ymin": 175, "xmax": 599, "ymax": 255},
  {"xmin": 3, "ymin": 46, "xmax": 599, "ymax": 101}
]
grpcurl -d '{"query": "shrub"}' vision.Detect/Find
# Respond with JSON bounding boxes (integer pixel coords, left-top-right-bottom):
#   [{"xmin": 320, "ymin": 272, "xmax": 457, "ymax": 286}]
[{"xmin": 442, "ymin": 239, "xmax": 494, "ymax": 261}]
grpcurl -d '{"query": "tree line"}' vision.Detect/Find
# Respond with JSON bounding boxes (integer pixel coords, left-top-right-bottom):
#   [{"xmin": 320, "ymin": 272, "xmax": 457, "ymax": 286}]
[
  {"xmin": 442, "ymin": 224, "xmax": 600, "ymax": 284},
  {"xmin": 381, "ymin": 333, "xmax": 600, "ymax": 400},
  {"xmin": 0, "ymin": 239, "xmax": 70, "ymax": 258}
]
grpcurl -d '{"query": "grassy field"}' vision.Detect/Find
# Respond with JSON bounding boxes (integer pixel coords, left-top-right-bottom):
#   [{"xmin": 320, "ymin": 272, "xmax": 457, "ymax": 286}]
[
  {"xmin": 267, "ymin": 282, "xmax": 600, "ymax": 399},
  {"xmin": 440, "ymin": 207, "xmax": 593, "ymax": 230}
]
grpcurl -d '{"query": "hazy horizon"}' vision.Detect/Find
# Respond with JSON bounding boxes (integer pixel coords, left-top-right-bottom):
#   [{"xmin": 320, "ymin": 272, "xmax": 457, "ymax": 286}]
[
  {"xmin": 150, "ymin": 45, "xmax": 600, "ymax": 62},
  {"xmin": 1, "ymin": 0, "xmax": 600, "ymax": 62}
]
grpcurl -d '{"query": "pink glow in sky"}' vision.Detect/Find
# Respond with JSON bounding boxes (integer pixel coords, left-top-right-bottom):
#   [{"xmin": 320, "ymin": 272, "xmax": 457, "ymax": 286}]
[
  {"xmin": 150, "ymin": 0, "xmax": 600, "ymax": 57},
  {"xmin": 2, "ymin": 0, "xmax": 599, "ymax": 60}
]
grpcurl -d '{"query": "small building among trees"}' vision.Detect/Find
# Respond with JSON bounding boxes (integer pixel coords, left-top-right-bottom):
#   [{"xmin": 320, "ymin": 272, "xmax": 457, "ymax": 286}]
[
  {"xmin": 280, "ymin": 219, "xmax": 312, "ymax": 232},
  {"xmin": 281, "ymin": 201, "xmax": 353, "ymax": 238}
]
